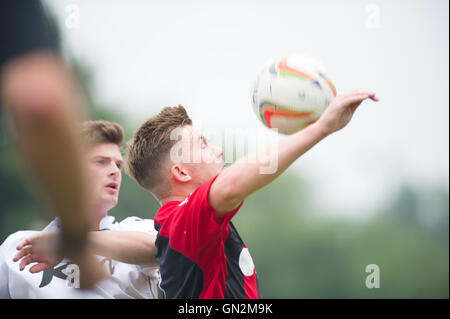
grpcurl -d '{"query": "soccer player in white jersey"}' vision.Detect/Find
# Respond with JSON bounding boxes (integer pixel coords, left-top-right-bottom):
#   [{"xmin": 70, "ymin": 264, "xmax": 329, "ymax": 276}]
[{"xmin": 0, "ymin": 120, "xmax": 159, "ymax": 299}]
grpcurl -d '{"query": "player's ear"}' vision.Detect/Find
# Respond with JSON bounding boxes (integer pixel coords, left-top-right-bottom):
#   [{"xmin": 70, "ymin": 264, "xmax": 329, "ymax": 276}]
[{"xmin": 170, "ymin": 164, "xmax": 192, "ymax": 183}]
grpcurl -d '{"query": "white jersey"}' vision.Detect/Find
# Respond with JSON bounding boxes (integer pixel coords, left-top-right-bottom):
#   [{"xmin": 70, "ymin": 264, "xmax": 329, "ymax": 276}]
[{"xmin": 0, "ymin": 216, "xmax": 159, "ymax": 299}]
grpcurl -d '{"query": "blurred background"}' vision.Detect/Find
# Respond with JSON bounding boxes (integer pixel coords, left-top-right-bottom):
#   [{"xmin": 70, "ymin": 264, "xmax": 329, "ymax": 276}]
[{"xmin": 0, "ymin": 0, "xmax": 448, "ymax": 298}]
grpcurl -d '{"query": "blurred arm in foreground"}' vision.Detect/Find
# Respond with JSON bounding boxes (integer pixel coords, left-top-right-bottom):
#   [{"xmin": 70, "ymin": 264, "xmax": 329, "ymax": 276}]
[{"xmin": 0, "ymin": 0, "xmax": 103, "ymax": 288}]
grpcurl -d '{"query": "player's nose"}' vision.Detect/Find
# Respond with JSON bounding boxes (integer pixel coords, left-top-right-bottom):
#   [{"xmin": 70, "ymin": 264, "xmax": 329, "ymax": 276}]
[{"xmin": 108, "ymin": 162, "xmax": 121, "ymax": 177}]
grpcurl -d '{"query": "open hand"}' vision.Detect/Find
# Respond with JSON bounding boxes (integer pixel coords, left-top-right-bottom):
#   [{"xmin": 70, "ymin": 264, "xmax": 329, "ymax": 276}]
[
  {"xmin": 13, "ymin": 232, "xmax": 61, "ymax": 273},
  {"xmin": 316, "ymin": 90, "xmax": 379, "ymax": 135},
  {"xmin": 13, "ymin": 232, "xmax": 106, "ymax": 289}
]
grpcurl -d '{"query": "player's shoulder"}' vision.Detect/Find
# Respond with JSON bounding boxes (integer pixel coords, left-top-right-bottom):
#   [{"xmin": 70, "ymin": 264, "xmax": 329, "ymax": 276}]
[
  {"xmin": 117, "ymin": 216, "xmax": 157, "ymax": 234},
  {"xmin": 154, "ymin": 180, "xmax": 214, "ymax": 228},
  {"xmin": 154, "ymin": 198, "xmax": 190, "ymax": 225}
]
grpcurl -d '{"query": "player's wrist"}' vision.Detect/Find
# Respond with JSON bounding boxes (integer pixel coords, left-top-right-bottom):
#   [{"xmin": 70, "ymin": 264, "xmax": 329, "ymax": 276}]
[{"xmin": 309, "ymin": 120, "xmax": 332, "ymax": 139}]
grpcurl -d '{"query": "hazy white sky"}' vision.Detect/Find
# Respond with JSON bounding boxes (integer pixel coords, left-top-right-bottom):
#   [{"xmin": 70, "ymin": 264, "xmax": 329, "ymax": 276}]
[{"xmin": 45, "ymin": 0, "xmax": 449, "ymax": 219}]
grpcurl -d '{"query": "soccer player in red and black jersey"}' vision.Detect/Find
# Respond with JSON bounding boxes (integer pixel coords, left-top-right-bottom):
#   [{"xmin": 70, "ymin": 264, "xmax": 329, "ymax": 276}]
[{"xmin": 126, "ymin": 91, "xmax": 378, "ymax": 299}]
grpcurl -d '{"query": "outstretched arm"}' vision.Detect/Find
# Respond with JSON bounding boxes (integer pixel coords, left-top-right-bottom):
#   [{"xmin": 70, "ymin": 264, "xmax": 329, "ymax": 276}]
[
  {"xmin": 88, "ymin": 231, "xmax": 157, "ymax": 266},
  {"xmin": 13, "ymin": 230, "xmax": 157, "ymax": 273},
  {"xmin": 210, "ymin": 90, "xmax": 379, "ymax": 215}
]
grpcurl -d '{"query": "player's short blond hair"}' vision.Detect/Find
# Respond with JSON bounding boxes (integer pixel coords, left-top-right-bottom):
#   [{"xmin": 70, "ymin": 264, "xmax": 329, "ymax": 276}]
[{"xmin": 125, "ymin": 105, "xmax": 192, "ymax": 198}]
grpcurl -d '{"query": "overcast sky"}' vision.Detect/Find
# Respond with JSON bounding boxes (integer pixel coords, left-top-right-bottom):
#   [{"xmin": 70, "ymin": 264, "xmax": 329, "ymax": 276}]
[{"xmin": 45, "ymin": 0, "xmax": 449, "ymax": 219}]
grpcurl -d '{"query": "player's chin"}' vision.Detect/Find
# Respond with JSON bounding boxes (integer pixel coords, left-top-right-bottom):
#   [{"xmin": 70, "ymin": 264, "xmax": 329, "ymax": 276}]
[
  {"xmin": 102, "ymin": 193, "xmax": 119, "ymax": 208},
  {"xmin": 216, "ymin": 163, "xmax": 226, "ymax": 173}
]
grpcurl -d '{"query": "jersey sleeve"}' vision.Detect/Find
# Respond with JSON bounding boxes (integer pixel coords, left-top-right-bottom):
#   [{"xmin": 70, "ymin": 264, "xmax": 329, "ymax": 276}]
[
  {"xmin": 118, "ymin": 217, "xmax": 157, "ymax": 235},
  {"xmin": 168, "ymin": 175, "xmax": 243, "ymax": 261},
  {"xmin": 117, "ymin": 217, "xmax": 159, "ymax": 277}
]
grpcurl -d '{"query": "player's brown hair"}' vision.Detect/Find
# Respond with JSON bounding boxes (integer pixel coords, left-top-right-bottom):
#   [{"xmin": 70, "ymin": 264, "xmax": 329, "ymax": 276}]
[
  {"xmin": 79, "ymin": 120, "xmax": 124, "ymax": 149},
  {"xmin": 125, "ymin": 105, "xmax": 192, "ymax": 198}
]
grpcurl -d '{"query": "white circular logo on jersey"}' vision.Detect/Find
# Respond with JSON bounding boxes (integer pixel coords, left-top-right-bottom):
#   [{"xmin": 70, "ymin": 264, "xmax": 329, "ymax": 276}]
[{"xmin": 239, "ymin": 248, "xmax": 255, "ymax": 276}]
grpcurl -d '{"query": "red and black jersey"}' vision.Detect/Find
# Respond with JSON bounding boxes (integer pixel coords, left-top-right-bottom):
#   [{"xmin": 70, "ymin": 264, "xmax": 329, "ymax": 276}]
[{"xmin": 154, "ymin": 175, "xmax": 260, "ymax": 299}]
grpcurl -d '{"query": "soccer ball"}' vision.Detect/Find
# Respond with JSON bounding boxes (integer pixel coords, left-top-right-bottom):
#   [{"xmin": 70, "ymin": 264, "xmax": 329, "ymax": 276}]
[{"xmin": 252, "ymin": 53, "xmax": 336, "ymax": 134}]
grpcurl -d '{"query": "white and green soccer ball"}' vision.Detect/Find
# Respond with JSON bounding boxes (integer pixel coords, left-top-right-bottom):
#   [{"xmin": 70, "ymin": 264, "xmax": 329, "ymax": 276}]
[{"xmin": 252, "ymin": 53, "xmax": 337, "ymax": 134}]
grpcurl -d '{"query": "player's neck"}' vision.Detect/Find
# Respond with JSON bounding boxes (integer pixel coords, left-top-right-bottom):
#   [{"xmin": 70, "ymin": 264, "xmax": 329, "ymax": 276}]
[
  {"xmin": 89, "ymin": 207, "xmax": 109, "ymax": 231},
  {"xmin": 159, "ymin": 184, "xmax": 197, "ymax": 205},
  {"xmin": 159, "ymin": 195, "xmax": 186, "ymax": 205}
]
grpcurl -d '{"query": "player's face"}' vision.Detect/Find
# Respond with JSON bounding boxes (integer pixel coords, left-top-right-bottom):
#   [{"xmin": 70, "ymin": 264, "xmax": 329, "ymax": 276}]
[
  {"xmin": 177, "ymin": 126, "xmax": 224, "ymax": 185},
  {"xmin": 85, "ymin": 143, "xmax": 123, "ymax": 211}
]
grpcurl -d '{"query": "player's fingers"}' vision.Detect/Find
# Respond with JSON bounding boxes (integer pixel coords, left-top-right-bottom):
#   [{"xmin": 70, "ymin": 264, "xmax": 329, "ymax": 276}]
[
  {"xmin": 338, "ymin": 90, "xmax": 370, "ymax": 100},
  {"xmin": 30, "ymin": 262, "xmax": 51, "ymax": 273},
  {"xmin": 16, "ymin": 238, "xmax": 31, "ymax": 250},
  {"xmin": 345, "ymin": 90, "xmax": 366, "ymax": 97},
  {"xmin": 12, "ymin": 246, "xmax": 32, "ymax": 262},
  {"xmin": 368, "ymin": 93, "xmax": 379, "ymax": 101},
  {"xmin": 343, "ymin": 94, "xmax": 371, "ymax": 106},
  {"xmin": 19, "ymin": 254, "xmax": 33, "ymax": 271},
  {"xmin": 349, "ymin": 92, "xmax": 379, "ymax": 113},
  {"xmin": 16, "ymin": 233, "xmax": 42, "ymax": 250}
]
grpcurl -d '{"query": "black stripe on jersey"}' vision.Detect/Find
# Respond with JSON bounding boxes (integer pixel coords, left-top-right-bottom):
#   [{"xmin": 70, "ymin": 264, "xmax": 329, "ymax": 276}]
[
  {"xmin": 155, "ymin": 232, "xmax": 204, "ymax": 299},
  {"xmin": 224, "ymin": 222, "xmax": 246, "ymax": 299}
]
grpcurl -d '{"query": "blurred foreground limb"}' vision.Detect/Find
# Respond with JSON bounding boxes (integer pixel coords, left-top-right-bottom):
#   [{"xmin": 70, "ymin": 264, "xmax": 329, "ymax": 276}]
[{"xmin": 0, "ymin": 1, "xmax": 104, "ymax": 288}]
